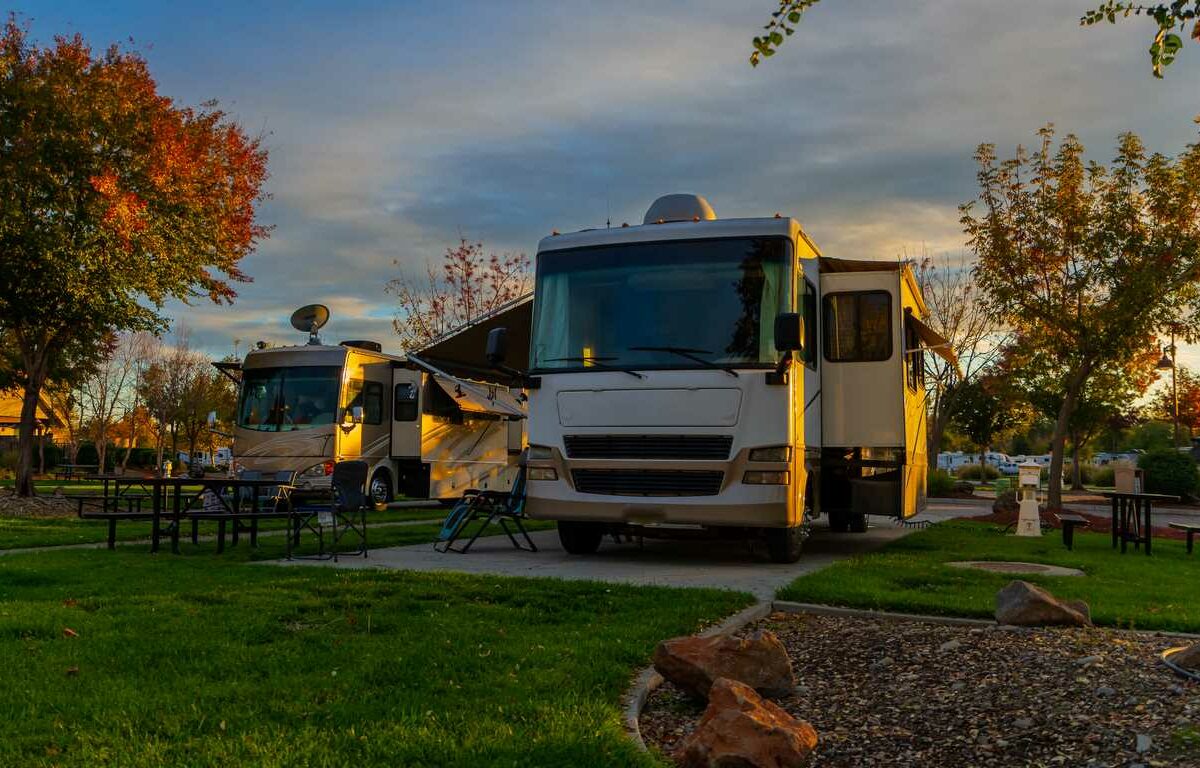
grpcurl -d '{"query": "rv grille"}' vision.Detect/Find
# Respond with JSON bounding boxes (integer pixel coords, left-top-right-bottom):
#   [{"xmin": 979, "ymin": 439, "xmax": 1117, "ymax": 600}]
[
  {"xmin": 563, "ymin": 435, "xmax": 733, "ymax": 460},
  {"xmin": 571, "ymin": 469, "xmax": 724, "ymax": 496}
]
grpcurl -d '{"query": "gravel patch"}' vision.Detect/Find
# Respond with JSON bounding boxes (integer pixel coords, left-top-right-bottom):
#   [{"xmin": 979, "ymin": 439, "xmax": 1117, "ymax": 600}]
[
  {"xmin": 0, "ymin": 488, "xmax": 76, "ymax": 518},
  {"xmin": 640, "ymin": 612, "xmax": 1200, "ymax": 767}
]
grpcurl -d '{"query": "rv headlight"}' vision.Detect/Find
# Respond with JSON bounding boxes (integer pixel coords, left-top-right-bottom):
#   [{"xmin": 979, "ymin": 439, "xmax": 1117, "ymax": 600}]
[
  {"xmin": 527, "ymin": 445, "xmax": 555, "ymax": 461},
  {"xmin": 528, "ymin": 467, "xmax": 558, "ymax": 481},
  {"xmin": 301, "ymin": 462, "xmax": 333, "ymax": 479},
  {"xmin": 748, "ymin": 446, "xmax": 791, "ymax": 463},
  {"xmin": 743, "ymin": 470, "xmax": 790, "ymax": 485}
]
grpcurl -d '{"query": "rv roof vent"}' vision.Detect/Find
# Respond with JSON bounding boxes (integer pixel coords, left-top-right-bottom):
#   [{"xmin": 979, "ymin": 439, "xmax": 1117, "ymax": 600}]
[
  {"xmin": 643, "ymin": 194, "xmax": 716, "ymax": 225},
  {"xmin": 340, "ymin": 340, "xmax": 383, "ymax": 353}
]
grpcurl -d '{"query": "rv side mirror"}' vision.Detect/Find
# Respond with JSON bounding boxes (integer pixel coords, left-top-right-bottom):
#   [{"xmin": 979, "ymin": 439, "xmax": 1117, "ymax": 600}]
[
  {"xmin": 206, "ymin": 410, "xmax": 217, "ymax": 428},
  {"xmin": 774, "ymin": 313, "xmax": 804, "ymax": 353},
  {"xmin": 486, "ymin": 327, "xmax": 509, "ymax": 366},
  {"xmin": 352, "ymin": 405, "xmax": 364, "ymax": 424}
]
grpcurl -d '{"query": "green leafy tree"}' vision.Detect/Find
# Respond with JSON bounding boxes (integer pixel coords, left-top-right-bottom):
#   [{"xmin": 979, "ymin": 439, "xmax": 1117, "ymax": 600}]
[
  {"xmin": 0, "ymin": 19, "xmax": 269, "ymax": 495},
  {"xmin": 1082, "ymin": 2, "xmax": 1200, "ymax": 77},
  {"xmin": 950, "ymin": 375, "xmax": 1032, "ymax": 470},
  {"xmin": 752, "ymin": 1, "xmax": 1198, "ymax": 78},
  {"xmin": 962, "ymin": 125, "xmax": 1200, "ymax": 509}
]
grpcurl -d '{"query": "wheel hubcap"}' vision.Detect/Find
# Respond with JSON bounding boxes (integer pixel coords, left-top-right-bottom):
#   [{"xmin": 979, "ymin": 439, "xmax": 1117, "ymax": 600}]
[{"xmin": 370, "ymin": 477, "xmax": 389, "ymax": 503}]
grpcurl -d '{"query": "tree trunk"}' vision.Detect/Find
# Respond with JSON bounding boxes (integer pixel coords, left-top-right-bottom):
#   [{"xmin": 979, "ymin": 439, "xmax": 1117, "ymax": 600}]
[
  {"xmin": 38, "ymin": 429, "xmax": 45, "ymax": 475},
  {"xmin": 1047, "ymin": 363, "xmax": 1092, "ymax": 510},
  {"xmin": 1070, "ymin": 434, "xmax": 1084, "ymax": 491},
  {"xmin": 15, "ymin": 352, "xmax": 48, "ymax": 497}
]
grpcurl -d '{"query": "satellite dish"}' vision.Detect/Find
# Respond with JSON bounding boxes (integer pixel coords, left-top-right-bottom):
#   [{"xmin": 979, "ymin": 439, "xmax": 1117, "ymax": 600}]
[{"xmin": 290, "ymin": 304, "xmax": 330, "ymax": 345}]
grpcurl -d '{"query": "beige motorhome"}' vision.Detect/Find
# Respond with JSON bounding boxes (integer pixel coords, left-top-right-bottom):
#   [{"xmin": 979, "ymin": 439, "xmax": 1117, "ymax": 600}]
[
  {"xmin": 224, "ymin": 302, "xmax": 529, "ymax": 503},
  {"xmin": 506, "ymin": 194, "xmax": 957, "ymax": 562}
]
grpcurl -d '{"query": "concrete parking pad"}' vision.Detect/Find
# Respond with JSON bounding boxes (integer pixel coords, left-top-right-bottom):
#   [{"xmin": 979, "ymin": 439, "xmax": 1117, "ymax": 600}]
[{"xmin": 275, "ymin": 502, "xmax": 987, "ymax": 599}]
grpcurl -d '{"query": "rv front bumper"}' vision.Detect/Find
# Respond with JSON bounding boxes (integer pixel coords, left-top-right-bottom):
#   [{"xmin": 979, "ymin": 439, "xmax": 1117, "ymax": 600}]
[{"xmin": 525, "ymin": 494, "xmax": 793, "ymax": 528}]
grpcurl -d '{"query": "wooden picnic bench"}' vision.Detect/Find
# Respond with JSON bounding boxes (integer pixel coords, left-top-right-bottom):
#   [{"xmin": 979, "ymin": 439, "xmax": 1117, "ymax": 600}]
[
  {"xmin": 1057, "ymin": 513, "xmax": 1090, "ymax": 551},
  {"xmin": 55, "ymin": 464, "xmax": 98, "ymax": 481},
  {"xmin": 1168, "ymin": 522, "xmax": 1199, "ymax": 554},
  {"xmin": 75, "ymin": 494, "xmax": 155, "ymax": 550}
]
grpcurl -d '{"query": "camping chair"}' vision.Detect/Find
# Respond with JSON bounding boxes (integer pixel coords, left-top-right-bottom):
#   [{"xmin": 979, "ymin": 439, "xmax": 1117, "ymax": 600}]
[
  {"xmin": 293, "ymin": 460, "xmax": 369, "ymax": 561},
  {"xmin": 221, "ymin": 470, "xmax": 295, "ymax": 547},
  {"xmin": 435, "ymin": 466, "xmax": 536, "ymax": 554}
]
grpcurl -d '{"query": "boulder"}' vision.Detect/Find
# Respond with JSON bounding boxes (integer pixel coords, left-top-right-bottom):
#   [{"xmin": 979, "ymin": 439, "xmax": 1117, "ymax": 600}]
[
  {"xmin": 653, "ymin": 630, "xmax": 795, "ymax": 700},
  {"xmin": 1170, "ymin": 642, "xmax": 1200, "ymax": 671},
  {"xmin": 994, "ymin": 580, "xmax": 1091, "ymax": 627},
  {"xmin": 675, "ymin": 677, "xmax": 818, "ymax": 768}
]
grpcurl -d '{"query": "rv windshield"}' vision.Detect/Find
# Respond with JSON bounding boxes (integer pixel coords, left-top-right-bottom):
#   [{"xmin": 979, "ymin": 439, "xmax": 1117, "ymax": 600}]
[
  {"xmin": 238, "ymin": 366, "xmax": 341, "ymax": 432},
  {"xmin": 530, "ymin": 236, "xmax": 791, "ymax": 372}
]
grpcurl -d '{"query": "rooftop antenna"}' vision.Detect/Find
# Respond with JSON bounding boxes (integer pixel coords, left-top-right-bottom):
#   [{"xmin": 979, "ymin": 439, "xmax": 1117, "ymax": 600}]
[
  {"xmin": 606, "ymin": 191, "xmax": 611, "ymax": 229},
  {"xmin": 289, "ymin": 304, "xmax": 330, "ymax": 346}
]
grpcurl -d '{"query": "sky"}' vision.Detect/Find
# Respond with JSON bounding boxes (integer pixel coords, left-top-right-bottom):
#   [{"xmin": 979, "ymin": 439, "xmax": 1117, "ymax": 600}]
[{"xmin": 13, "ymin": 0, "xmax": 1200, "ymax": 374}]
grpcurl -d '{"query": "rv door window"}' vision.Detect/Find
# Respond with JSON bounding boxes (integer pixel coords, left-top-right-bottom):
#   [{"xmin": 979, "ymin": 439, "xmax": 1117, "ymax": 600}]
[
  {"xmin": 394, "ymin": 382, "xmax": 419, "ymax": 422},
  {"xmin": 905, "ymin": 318, "xmax": 924, "ymax": 391},
  {"xmin": 823, "ymin": 291, "xmax": 892, "ymax": 362},
  {"xmin": 802, "ymin": 278, "xmax": 818, "ymax": 370}
]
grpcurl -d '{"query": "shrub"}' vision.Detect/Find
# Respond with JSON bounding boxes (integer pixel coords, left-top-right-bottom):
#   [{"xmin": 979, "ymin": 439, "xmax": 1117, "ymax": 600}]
[
  {"xmin": 1137, "ymin": 449, "xmax": 1198, "ymax": 498},
  {"xmin": 928, "ymin": 469, "xmax": 955, "ymax": 497},
  {"xmin": 956, "ymin": 463, "xmax": 1000, "ymax": 481},
  {"xmin": 1091, "ymin": 467, "xmax": 1115, "ymax": 487}
]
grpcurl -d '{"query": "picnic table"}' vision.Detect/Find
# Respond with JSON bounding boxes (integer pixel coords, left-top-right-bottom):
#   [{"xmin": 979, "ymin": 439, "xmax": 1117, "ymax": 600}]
[
  {"xmin": 1101, "ymin": 491, "xmax": 1180, "ymax": 556},
  {"xmin": 82, "ymin": 474, "xmax": 305, "ymax": 555},
  {"xmin": 54, "ymin": 463, "xmax": 98, "ymax": 481}
]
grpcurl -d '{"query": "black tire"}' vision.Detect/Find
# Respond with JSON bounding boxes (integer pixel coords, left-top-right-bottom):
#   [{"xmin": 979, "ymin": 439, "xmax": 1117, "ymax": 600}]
[
  {"xmin": 848, "ymin": 512, "xmax": 868, "ymax": 533},
  {"xmin": 828, "ymin": 511, "xmax": 850, "ymax": 533},
  {"xmin": 369, "ymin": 470, "xmax": 394, "ymax": 506},
  {"xmin": 558, "ymin": 521, "xmax": 604, "ymax": 555},
  {"xmin": 765, "ymin": 526, "xmax": 804, "ymax": 564}
]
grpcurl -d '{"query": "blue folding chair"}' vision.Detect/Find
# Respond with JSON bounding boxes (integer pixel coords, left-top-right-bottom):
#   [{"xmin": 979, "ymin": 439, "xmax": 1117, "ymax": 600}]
[{"xmin": 435, "ymin": 466, "xmax": 536, "ymax": 553}]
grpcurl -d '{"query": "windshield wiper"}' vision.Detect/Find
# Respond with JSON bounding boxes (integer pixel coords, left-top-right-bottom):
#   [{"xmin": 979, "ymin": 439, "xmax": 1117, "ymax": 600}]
[
  {"xmin": 627, "ymin": 346, "xmax": 739, "ymax": 377},
  {"xmin": 544, "ymin": 356, "xmax": 645, "ymax": 379}
]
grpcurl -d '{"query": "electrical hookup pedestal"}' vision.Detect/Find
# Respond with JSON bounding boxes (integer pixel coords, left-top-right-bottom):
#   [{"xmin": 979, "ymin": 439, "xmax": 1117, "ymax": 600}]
[{"xmin": 1015, "ymin": 462, "xmax": 1042, "ymax": 537}]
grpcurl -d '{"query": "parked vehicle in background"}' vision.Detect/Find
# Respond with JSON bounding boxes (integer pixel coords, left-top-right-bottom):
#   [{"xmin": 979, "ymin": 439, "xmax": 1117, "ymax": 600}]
[
  {"xmin": 220, "ymin": 304, "xmax": 528, "ymax": 504},
  {"xmin": 493, "ymin": 194, "xmax": 957, "ymax": 563}
]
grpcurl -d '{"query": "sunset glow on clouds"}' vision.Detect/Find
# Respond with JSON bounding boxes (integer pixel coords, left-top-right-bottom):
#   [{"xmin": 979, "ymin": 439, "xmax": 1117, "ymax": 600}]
[{"xmin": 15, "ymin": 0, "xmax": 1200, "ymax": 371}]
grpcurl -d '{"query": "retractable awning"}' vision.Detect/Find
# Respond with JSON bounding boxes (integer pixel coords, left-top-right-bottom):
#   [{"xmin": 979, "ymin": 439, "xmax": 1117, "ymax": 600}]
[
  {"xmin": 431, "ymin": 373, "xmax": 526, "ymax": 418},
  {"xmin": 906, "ymin": 313, "xmax": 963, "ymax": 377},
  {"xmin": 406, "ymin": 353, "xmax": 526, "ymax": 418}
]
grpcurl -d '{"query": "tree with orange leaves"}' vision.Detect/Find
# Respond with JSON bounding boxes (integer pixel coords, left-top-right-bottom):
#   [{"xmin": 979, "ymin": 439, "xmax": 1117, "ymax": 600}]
[
  {"xmin": 1152, "ymin": 364, "xmax": 1200, "ymax": 441},
  {"xmin": 963, "ymin": 125, "xmax": 1200, "ymax": 509},
  {"xmin": 0, "ymin": 18, "xmax": 269, "ymax": 495}
]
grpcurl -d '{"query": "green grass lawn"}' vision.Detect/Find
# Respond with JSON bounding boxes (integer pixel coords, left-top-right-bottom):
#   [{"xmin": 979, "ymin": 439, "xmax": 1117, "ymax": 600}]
[
  {"xmin": 779, "ymin": 520, "xmax": 1200, "ymax": 633},
  {"xmin": 0, "ymin": 533, "xmax": 748, "ymax": 766},
  {"xmin": 0, "ymin": 507, "xmax": 452, "ymax": 551}
]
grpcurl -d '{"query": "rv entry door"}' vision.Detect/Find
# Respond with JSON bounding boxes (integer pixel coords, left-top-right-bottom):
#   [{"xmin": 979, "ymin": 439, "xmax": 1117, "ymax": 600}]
[{"xmin": 391, "ymin": 367, "xmax": 422, "ymax": 458}]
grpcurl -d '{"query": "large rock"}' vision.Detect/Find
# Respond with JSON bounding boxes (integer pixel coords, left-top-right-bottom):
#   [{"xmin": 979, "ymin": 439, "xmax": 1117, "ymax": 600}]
[
  {"xmin": 995, "ymin": 580, "xmax": 1091, "ymax": 627},
  {"xmin": 675, "ymin": 677, "xmax": 818, "ymax": 768},
  {"xmin": 1170, "ymin": 642, "xmax": 1200, "ymax": 671},
  {"xmin": 653, "ymin": 630, "xmax": 795, "ymax": 699}
]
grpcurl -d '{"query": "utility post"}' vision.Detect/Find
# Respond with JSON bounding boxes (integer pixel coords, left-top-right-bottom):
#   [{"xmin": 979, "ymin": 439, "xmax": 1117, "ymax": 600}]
[{"xmin": 1157, "ymin": 330, "xmax": 1179, "ymax": 448}]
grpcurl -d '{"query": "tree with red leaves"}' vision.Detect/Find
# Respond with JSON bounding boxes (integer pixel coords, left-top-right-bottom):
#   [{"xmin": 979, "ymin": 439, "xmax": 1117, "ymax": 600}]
[
  {"xmin": 387, "ymin": 239, "xmax": 530, "ymax": 351},
  {"xmin": 0, "ymin": 18, "xmax": 269, "ymax": 495}
]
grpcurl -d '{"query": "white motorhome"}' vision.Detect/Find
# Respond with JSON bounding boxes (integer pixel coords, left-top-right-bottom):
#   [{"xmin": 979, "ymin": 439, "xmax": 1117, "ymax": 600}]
[
  {"xmin": 488, "ymin": 194, "xmax": 956, "ymax": 562},
  {"xmin": 221, "ymin": 303, "xmax": 528, "ymax": 503}
]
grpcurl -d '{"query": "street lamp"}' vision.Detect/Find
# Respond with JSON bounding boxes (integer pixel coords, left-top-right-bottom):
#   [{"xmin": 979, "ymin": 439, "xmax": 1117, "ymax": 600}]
[{"xmin": 1157, "ymin": 333, "xmax": 1179, "ymax": 448}]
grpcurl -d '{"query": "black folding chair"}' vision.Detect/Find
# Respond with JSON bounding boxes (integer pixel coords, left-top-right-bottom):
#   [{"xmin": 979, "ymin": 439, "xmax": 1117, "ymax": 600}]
[
  {"xmin": 293, "ymin": 460, "xmax": 369, "ymax": 561},
  {"xmin": 435, "ymin": 466, "xmax": 536, "ymax": 554}
]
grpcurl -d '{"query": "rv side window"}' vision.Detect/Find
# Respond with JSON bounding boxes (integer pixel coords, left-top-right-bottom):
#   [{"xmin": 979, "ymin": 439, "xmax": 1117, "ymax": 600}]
[
  {"xmin": 905, "ymin": 319, "xmax": 924, "ymax": 391},
  {"xmin": 394, "ymin": 382, "xmax": 419, "ymax": 422},
  {"xmin": 802, "ymin": 278, "xmax": 818, "ymax": 370},
  {"xmin": 822, "ymin": 291, "xmax": 892, "ymax": 362},
  {"xmin": 363, "ymin": 381, "xmax": 383, "ymax": 424}
]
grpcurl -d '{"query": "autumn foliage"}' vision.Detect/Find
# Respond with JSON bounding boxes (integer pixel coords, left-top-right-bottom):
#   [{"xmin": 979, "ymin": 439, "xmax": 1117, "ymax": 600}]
[
  {"xmin": 0, "ymin": 17, "xmax": 269, "ymax": 494},
  {"xmin": 387, "ymin": 239, "xmax": 530, "ymax": 350}
]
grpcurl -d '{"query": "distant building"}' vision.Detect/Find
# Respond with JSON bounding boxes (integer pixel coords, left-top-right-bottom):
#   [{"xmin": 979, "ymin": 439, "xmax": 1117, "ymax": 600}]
[{"xmin": 0, "ymin": 388, "xmax": 67, "ymax": 448}]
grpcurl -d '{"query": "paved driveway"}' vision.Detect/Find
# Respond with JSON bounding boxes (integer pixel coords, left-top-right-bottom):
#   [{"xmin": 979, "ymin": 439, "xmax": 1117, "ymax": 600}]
[{"xmin": 276, "ymin": 502, "xmax": 987, "ymax": 599}]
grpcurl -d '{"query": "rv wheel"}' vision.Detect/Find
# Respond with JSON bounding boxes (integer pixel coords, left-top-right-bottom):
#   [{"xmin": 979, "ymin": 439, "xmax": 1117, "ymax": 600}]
[
  {"xmin": 369, "ymin": 470, "xmax": 394, "ymax": 505},
  {"xmin": 828, "ymin": 511, "xmax": 850, "ymax": 533},
  {"xmin": 848, "ymin": 512, "xmax": 868, "ymax": 533},
  {"xmin": 558, "ymin": 521, "xmax": 604, "ymax": 555},
  {"xmin": 765, "ymin": 526, "xmax": 804, "ymax": 564}
]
